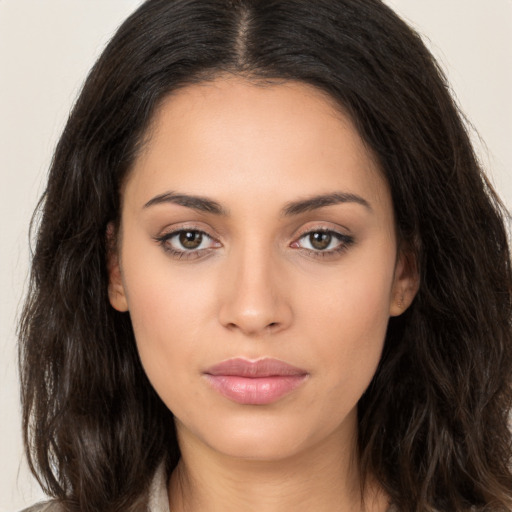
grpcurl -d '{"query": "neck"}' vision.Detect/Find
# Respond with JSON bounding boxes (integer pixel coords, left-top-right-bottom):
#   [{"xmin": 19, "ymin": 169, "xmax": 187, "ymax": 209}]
[{"xmin": 168, "ymin": 421, "xmax": 388, "ymax": 512}]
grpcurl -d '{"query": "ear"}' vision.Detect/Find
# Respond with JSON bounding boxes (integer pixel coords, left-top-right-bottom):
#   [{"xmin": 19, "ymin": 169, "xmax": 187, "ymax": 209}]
[
  {"xmin": 389, "ymin": 245, "xmax": 419, "ymax": 317},
  {"xmin": 106, "ymin": 222, "xmax": 129, "ymax": 312}
]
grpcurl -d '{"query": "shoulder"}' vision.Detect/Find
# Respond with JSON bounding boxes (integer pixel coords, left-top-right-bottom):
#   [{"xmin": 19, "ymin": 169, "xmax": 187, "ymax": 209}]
[{"xmin": 19, "ymin": 501, "xmax": 65, "ymax": 512}]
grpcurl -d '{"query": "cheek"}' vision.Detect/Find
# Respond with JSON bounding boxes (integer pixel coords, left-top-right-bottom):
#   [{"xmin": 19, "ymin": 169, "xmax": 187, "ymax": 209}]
[
  {"xmin": 119, "ymin": 241, "xmax": 216, "ymax": 395},
  {"xmin": 299, "ymin": 250, "xmax": 395, "ymax": 389},
  {"xmin": 302, "ymin": 250, "xmax": 394, "ymax": 332},
  {"xmin": 121, "ymin": 229, "xmax": 216, "ymax": 331}
]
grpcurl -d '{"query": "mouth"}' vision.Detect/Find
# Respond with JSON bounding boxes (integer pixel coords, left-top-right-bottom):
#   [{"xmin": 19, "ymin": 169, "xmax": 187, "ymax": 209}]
[{"xmin": 203, "ymin": 357, "xmax": 309, "ymax": 405}]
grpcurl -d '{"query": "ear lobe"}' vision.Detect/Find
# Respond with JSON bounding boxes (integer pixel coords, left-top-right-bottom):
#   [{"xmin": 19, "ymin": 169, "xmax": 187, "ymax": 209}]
[
  {"xmin": 106, "ymin": 223, "xmax": 129, "ymax": 312},
  {"xmin": 389, "ymin": 247, "xmax": 419, "ymax": 317}
]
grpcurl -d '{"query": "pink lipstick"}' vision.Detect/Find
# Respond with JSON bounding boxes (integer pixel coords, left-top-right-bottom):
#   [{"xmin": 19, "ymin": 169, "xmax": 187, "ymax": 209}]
[{"xmin": 203, "ymin": 358, "xmax": 308, "ymax": 405}]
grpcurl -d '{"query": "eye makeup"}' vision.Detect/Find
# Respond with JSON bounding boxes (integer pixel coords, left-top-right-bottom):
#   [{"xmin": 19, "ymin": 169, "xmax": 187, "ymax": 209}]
[
  {"xmin": 153, "ymin": 226, "xmax": 221, "ymax": 261},
  {"xmin": 291, "ymin": 228, "xmax": 355, "ymax": 259},
  {"xmin": 153, "ymin": 224, "xmax": 355, "ymax": 262}
]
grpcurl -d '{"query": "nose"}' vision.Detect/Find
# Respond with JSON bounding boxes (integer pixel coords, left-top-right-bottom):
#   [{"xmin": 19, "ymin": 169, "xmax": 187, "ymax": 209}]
[{"xmin": 217, "ymin": 244, "xmax": 293, "ymax": 336}]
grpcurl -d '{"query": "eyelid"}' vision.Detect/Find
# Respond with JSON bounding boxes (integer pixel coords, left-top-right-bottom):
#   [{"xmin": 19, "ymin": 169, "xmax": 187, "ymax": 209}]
[
  {"xmin": 290, "ymin": 226, "xmax": 355, "ymax": 257},
  {"xmin": 153, "ymin": 224, "xmax": 222, "ymax": 260},
  {"xmin": 152, "ymin": 222, "xmax": 354, "ymax": 261},
  {"xmin": 155, "ymin": 222, "xmax": 219, "ymax": 241},
  {"xmin": 292, "ymin": 220, "xmax": 352, "ymax": 237}
]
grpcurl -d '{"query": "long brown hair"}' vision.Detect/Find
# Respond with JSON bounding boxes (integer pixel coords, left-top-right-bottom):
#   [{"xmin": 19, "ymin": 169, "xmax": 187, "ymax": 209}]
[{"xmin": 19, "ymin": 1, "xmax": 512, "ymax": 510}]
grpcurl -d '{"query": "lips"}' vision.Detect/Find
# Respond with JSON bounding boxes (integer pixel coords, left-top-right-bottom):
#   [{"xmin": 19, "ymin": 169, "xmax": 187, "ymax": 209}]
[{"xmin": 203, "ymin": 358, "xmax": 308, "ymax": 405}]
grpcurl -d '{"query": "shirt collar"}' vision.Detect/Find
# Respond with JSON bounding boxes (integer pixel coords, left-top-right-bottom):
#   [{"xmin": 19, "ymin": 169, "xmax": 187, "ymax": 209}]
[{"xmin": 148, "ymin": 463, "xmax": 170, "ymax": 512}]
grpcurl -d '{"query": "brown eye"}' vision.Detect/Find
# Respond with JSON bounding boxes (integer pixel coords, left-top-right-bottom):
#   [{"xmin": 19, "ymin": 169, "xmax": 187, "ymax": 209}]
[
  {"xmin": 179, "ymin": 230, "xmax": 203, "ymax": 249},
  {"xmin": 156, "ymin": 228, "xmax": 220, "ymax": 259},
  {"xmin": 309, "ymin": 231, "xmax": 332, "ymax": 250},
  {"xmin": 292, "ymin": 229, "xmax": 354, "ymax": 256}
]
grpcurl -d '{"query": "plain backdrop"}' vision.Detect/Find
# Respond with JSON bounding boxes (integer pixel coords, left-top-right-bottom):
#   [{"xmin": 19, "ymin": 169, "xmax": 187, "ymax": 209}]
[{"xmin": 1, "ymin": 1, "xmax": 511, "ymax": 510}]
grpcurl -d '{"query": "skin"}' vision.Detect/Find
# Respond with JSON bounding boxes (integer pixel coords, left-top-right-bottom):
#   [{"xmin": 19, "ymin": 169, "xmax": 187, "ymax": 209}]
[{"xmin": 108, "ymin": 77, "xmax": 418, "ymax": 512}]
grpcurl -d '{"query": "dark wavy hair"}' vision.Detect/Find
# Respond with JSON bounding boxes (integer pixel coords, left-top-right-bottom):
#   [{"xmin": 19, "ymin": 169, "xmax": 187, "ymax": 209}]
[{"xmin": 19, "ymin": 0, "xmax": 512, "ymax": 510}]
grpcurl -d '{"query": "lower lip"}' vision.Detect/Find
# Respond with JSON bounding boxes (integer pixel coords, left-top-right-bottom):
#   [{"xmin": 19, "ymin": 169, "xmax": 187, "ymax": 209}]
[{"xmin": 204, "ymin": 375, "xmax": 307, "ymax": 405}]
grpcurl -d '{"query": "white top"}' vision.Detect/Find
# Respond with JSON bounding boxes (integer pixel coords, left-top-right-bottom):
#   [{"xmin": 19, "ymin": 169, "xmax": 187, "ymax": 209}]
[
  {"xmin": 148, "ymin": 463, "xmax": 171, "ymax": 511},
  {"xmin": 20, "ymin": 464, "xmax": 170, "ymax": 512},
  {"xmin": 21, "ymin": 466, "xmax": 399, "ymax": 511}
]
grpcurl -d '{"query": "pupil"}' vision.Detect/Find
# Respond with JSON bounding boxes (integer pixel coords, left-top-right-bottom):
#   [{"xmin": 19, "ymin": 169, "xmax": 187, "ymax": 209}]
[
  {"xmin": 179, "ymin": 231, "xmax": 202, "ymax": 249},
  {"xmin": 310, "ymin": 232, "xmax": 331, "ymax": 250}
]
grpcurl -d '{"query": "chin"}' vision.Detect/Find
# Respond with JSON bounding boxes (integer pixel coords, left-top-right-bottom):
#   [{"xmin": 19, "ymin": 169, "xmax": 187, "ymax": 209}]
[
  {"xmin": 208, "ymin": 430, "xmax": 310, "ymax": 462},
  {"xmin": 178, "ymin": 409, "xmax": 344, "ymax": 463}
]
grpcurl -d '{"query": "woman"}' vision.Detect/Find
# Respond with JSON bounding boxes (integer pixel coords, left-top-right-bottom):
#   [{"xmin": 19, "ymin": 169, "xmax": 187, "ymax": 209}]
[{"xmin": 19, "ymin": 0, "xmax": 512, "ymax": 511}]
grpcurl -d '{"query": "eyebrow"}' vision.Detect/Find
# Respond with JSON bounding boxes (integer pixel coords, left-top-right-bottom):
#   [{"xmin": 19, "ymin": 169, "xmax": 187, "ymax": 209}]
[
  {"xmin": 143, "ymin": 191, "xmax": 372, "ymax": 216},
  {"xmin": 281, "ymin": 192, "xmax": 372, "ymax": 216},
  {"xmin": 143, "ymin": 191, "xmax": 228, "ymax": 215}
]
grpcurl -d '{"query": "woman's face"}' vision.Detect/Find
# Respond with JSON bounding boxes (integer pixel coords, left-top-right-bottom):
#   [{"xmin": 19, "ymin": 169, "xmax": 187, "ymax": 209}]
[{"xmin": 109, "ymin": 77, "xmax": 416, "ymax": 461}]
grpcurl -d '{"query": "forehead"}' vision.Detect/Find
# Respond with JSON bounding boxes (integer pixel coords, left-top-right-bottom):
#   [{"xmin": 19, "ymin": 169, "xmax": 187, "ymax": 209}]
[
  {"xmin": 147, "ymin": 77, "xmax": 353, "ymax": 149},
  {"xmin": 125, "ymin": 76, "xmax": 389, "ymax": 214},
  {"xmin": 153, "ymin": 76, "xmax": 346, "ymax": 126}
]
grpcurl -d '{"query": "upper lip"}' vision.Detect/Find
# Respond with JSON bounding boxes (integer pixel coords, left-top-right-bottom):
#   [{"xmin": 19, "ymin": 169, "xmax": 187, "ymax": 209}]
[{"xmin": 204, "ymin": 358, "xmax": 308, "ymax": 378}]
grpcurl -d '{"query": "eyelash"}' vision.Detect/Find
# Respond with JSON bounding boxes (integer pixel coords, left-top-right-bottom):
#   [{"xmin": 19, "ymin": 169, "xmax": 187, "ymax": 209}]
[
  {"xmin": 292, "ymin": 228, "xmax": 354, "ymax": 259},
  {"xmin": 154, "ymin": 227, "xmax": 354, "ymax": 261},
  {"xmin": 154, "ymin": 228, "xmax": 219, "ymax": 260}
]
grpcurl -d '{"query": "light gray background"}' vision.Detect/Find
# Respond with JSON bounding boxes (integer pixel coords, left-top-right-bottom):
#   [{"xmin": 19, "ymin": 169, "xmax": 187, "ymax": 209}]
[{"xmin": 1, "ymin": 1, "xmax": 511, "ymax": 510}]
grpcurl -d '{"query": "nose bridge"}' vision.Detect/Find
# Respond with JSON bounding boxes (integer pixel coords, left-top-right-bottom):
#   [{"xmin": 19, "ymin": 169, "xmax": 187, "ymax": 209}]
[{"xmin": 218, "ymin": 235, "xmax": 291, "ymax": 335}]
